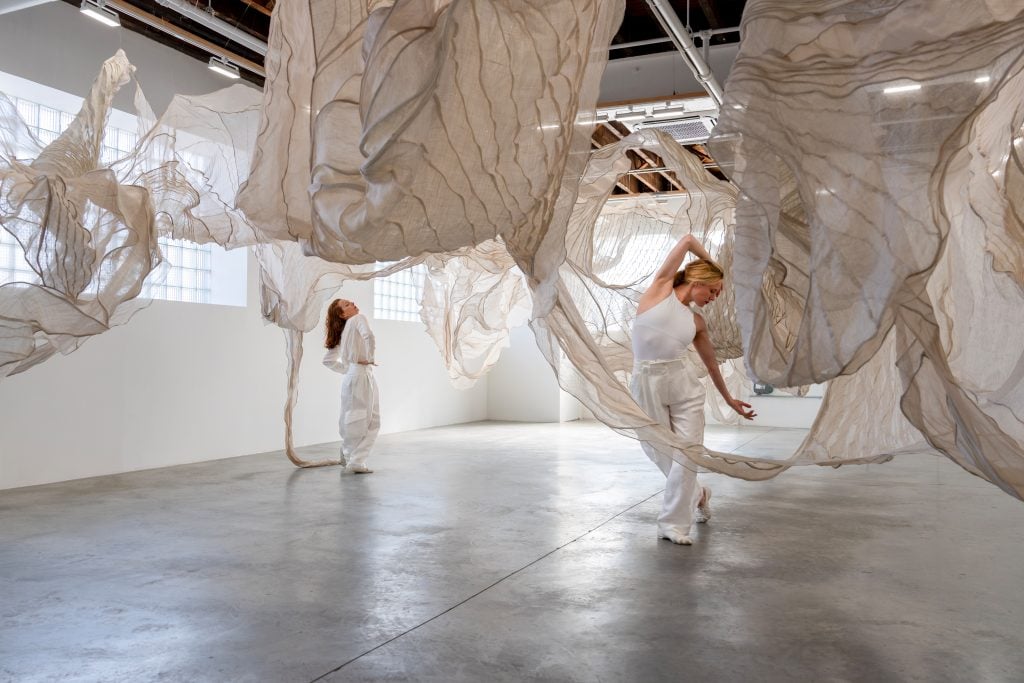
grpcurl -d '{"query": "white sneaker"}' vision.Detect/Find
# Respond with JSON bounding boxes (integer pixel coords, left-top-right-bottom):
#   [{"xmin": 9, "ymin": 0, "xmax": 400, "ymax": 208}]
[
  {"xmin": 346, "ymin": 464, "xmax": 373, "ymax": 474},
  {"xmin": 696, "ymin": 486, "xmax": 712, "ymax": 524},
  {"xmin": 338, "ymin": 447, "xmax": 346, "ymax": 468},
  {"xmin": 657, "ymin": 527, "xmax": 693, "ymax": 545}
]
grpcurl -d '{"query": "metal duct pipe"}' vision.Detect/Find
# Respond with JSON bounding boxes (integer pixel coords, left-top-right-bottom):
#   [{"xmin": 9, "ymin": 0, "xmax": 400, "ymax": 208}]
[
  {"xmin": 644, "ymin": 0, "xmax": 725, "ymax": 109},
  {"xmin": 155, "ymin": 0, "xmax": 267, "ymax": 56},
  {"xmin": 106, "ymin": 0, "xmax": 265, "ymax": 76}
]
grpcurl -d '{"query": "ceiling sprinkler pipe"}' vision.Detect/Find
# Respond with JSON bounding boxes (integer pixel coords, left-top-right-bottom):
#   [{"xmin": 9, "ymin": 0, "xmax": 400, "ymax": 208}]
[
  {"xmin": 644, "ymin": 0, "xmax": 725, "ymax": 110},
  {"xmin": 155, "ymin": 0, "xmax": 268, "ymax": 56},
  {"xmin": 106, "ymin": 0, "xmax": 265, "ymax": 76}
]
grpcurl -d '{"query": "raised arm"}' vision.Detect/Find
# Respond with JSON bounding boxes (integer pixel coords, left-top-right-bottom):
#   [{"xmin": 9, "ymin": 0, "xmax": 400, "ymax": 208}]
[
  {"xmin": 653, "ymin": 234, "xmax": 713, "ymax": 282},
  {"xmin": 638, "ymin": 234, "xmax": 717, "ymax": 315},
  {"xmin": 692, "ymin": 315, "xmax": 756, "ymax": 420}
]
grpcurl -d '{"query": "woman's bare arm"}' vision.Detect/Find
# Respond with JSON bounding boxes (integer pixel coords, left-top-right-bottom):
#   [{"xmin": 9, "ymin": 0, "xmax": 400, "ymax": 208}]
[{"xmin": 692, "ymin": 316, "xmax": 756, "ymax": 420}]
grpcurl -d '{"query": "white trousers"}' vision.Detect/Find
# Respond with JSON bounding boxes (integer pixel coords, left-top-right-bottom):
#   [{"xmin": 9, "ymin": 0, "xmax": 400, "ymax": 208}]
[
  {"xmin": 630, "ymin": 359, "xmax": 705, "ymax": 537},
  {"xmin": 339, "ymin": 366, "xmax": 380, "ymax": 467}
]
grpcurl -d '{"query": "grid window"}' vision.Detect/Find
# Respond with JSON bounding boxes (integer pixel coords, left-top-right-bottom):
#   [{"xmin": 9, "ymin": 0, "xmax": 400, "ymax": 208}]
[
  {"xmin": 374, "ymin": 264, "xmax": 427, "ymax": 322},
  {"xmin": 143, "ymin": 237, "xmax": 213, "ymax": 304},
  {"xmin": 0, "ymin": 234, "xmax": 36, "ymax": 287},
  {"xmin": 1, "ymin": 94, "xmax": 214, "ymax": 304}
]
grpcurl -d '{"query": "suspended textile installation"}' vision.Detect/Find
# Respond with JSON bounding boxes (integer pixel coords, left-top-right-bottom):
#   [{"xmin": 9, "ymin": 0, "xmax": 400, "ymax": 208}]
[
  {"xmin": 236, "ymin": 0, "xmax": 622, "ymax": 271},
  {"xmin": 0, "ymin": 41, "xmax": 532, "ymax": 466},
  {"xmin": 0, "ymin": 52, "xmax": 159, "ymax": 380},
  {"xmin": 237, "ymin": 0, "xmax": 804, "ymax": 479},
  {"xmin": 2, "ymin": 1, "xmax": 1023, "ymax": 498},
  {"xmin": 119, "ymin": 83, "xmax": 263, "ymax": 248},
  {"xmin": 708, "ymin": 0, "xmax": 1024, "ymax": 497},
  {"xmin": 236, "ymin": 0, "xmax": 625, "ymax": 464}
]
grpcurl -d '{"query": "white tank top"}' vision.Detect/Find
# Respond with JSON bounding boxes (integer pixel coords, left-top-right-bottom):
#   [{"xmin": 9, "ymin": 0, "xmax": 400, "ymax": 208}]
[{"xmin": 631, "ymin": 295, "xmax": 697, "ymax": 361}]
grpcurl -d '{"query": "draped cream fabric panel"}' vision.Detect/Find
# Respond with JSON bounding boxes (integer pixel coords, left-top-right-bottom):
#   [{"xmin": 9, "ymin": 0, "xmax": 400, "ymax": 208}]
[
  {"xmin": 0, "ymin": 52, "xmax": 158, "ymax": 379},
  {"xmin": 708, "ymin": 0, "xmax": 1024, "ymax": 495}
]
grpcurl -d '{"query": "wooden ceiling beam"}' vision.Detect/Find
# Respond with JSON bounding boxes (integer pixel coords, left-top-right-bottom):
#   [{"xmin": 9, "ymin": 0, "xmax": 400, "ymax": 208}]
[
  {"xmin": 238, "ymin": 0, "xmax": 273, "ymax": 17},
  {"xmin": 628, "ymin": 156, "xmax": 663, "ymax": 193},
  {"xmin": 599, "ymin": 122, "xmax": 685, "ymax": 191},
  {"xmin": 696, "ymin": 0, "xmax": 722, "ymax": 29}
]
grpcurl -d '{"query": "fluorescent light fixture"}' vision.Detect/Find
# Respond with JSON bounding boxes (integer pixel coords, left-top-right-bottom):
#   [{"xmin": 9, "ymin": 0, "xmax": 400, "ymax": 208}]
[
  {"xmin": 975, "ymin": 75, "xmax": 991, "ymax": 84},
  {"xmin": 883, "ymin": 83, "xmax": 921, "ymax": 95},
  {"xmin": 80, "ymin": 0, "xmax": 120, "ymax": 27},
  {"xmin": 208, "ymin": 57, "xmax": 241, "ymax": 80}
]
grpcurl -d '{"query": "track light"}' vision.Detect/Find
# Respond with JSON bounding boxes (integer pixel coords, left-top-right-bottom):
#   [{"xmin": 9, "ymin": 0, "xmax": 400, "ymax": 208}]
[
  {"xmin": 207, "ymin": 57, "xmax": 241, "ymax": 80},
  {"xmin": 80, "ymin": 0, "xmax": 120, "ymax": 27}
]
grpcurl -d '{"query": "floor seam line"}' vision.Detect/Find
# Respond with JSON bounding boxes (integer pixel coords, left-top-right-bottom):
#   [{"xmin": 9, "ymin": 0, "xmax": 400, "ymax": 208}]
[
  {"xmin": 307, "ymin": 489, "xmax": 663, "ymax": 682},
  {"xmin": 725, "ymin": 430, "xmax": 773, "ymax": 454}
]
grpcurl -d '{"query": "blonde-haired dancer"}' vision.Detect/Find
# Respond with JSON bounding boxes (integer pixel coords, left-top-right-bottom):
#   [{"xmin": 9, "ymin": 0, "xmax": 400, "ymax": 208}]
[{"xmin": 631, "ymin": 235, "xmax": 755, "ymax": 545}]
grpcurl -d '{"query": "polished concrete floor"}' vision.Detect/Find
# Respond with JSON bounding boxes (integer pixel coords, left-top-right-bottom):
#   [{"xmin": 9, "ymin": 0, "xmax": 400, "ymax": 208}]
[{"xmin": 2, "ymin": 421, "xmax": 1023, "ymax": 682}]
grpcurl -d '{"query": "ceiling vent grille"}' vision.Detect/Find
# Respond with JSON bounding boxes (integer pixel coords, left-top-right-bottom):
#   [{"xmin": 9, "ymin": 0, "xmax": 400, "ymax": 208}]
[{"xmin": 639, "ymin": 118, "xmax": 715, "ymax": 143}]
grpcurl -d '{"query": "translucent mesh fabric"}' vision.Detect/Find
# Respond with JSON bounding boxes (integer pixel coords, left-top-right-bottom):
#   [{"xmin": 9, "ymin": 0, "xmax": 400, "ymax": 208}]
[
  {"xmin": 0, "ymin": 51, "xmax": 159, "ymax": 379},
  {"xmin": 708, "ymin": 0, "xmax": 1024, "ymax": 496},
  {"xmin": 117, "ymin": 84, "xmax": 264, "ymax": 248},
  {"xmin": 2, "ymin": 3, "xmax": 1023, "ymax": 495},
  {"xmin": 237, "ymin": 0, "xmax": 624, "ymax": 264},
  {"xmin": 234, "ymin": 0, "xmax": 625, "ymax": 464},
  {"xmin": 420, "ymin": 241, "xmax": 531, "ymax": 388}
]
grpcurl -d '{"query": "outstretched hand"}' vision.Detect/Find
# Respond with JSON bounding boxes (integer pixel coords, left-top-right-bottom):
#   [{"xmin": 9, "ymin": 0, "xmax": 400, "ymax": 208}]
[{"xmin": 728, "ymin": 398, "xmax": 756, "ymax": 420}]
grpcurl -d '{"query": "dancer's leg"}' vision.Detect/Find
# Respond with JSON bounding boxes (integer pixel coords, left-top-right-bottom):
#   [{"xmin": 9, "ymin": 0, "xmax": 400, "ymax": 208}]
[{"xmin": 656, "ymin": 368, "xmax": 706, "ymax": 543}]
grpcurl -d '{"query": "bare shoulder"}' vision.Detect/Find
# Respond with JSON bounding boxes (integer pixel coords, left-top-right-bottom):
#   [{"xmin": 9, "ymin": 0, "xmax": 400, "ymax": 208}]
[
  {"xmin": 692, "ymin": 308, "xmax": 707, "ymax": 332},
  {"xmin": 636, "ymin": 280, "xmax": 673, "ymax": 316}
]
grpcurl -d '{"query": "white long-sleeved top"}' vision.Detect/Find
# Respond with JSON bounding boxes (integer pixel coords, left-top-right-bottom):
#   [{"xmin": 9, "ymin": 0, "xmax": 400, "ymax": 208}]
[{"xmin": 323, "ymin": 313, "xmax": 376, "ymax": 373}]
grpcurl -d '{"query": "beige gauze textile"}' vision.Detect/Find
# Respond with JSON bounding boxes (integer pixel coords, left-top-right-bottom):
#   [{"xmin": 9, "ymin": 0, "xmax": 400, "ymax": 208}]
[
  {"xmin": 531, "ymin": 127, "xmax": 921, "ymax": 481},
  {"xmin": 239, "ymin": 0, "xmax": 899, "ymax": 481},
  {"xmin": 236, "ymin": 0, "xmax": 624, "ymax": 463},
  {"xmin": 708, "ymin": 0, "xmax": 1024, "ymax": 497},
  {"xmin": 0, "ymin": 52, "xmax": 159, "ymax": 380}
]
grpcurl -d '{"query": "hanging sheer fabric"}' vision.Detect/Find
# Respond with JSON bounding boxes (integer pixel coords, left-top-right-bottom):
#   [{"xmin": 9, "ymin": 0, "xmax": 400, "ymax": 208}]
[
  {"xmin": 708, "ymin": 0, "xmax": 1024, "ymax": 496},
  {"xmin": 233, "ymin": 0, "xmax": 625, "ymax": 465},
  {"xmin": 3, "ymin": 2, "xmax": 1023, "ymax": 498},
  {"xmin": 117, "ymin": 83, "xmax": 264, "ymax": 248},
  {"xmin": 0, "ymin": 51, "xmax": 159, "ymax": 380}
]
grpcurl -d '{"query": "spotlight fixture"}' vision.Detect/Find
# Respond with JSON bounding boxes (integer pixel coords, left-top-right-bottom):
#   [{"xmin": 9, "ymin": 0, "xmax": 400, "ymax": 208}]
[
  {"xmin": 208, "ymin": 57, "xmax": 241, "ymax": 80},
  {"xmin": 80, "ymin": 0, "xmax": 120, "ymax": 27}
]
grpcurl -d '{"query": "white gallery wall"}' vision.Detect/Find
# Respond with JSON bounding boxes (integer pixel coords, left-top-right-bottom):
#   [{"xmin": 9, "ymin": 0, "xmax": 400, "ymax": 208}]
[
  {"xmin": 0, "ymin": 255, "xmax": 488, "ymax": 490},
  {"xmin": 487, "ymin": 326, "xmax": 582, "ymax": 423}
]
